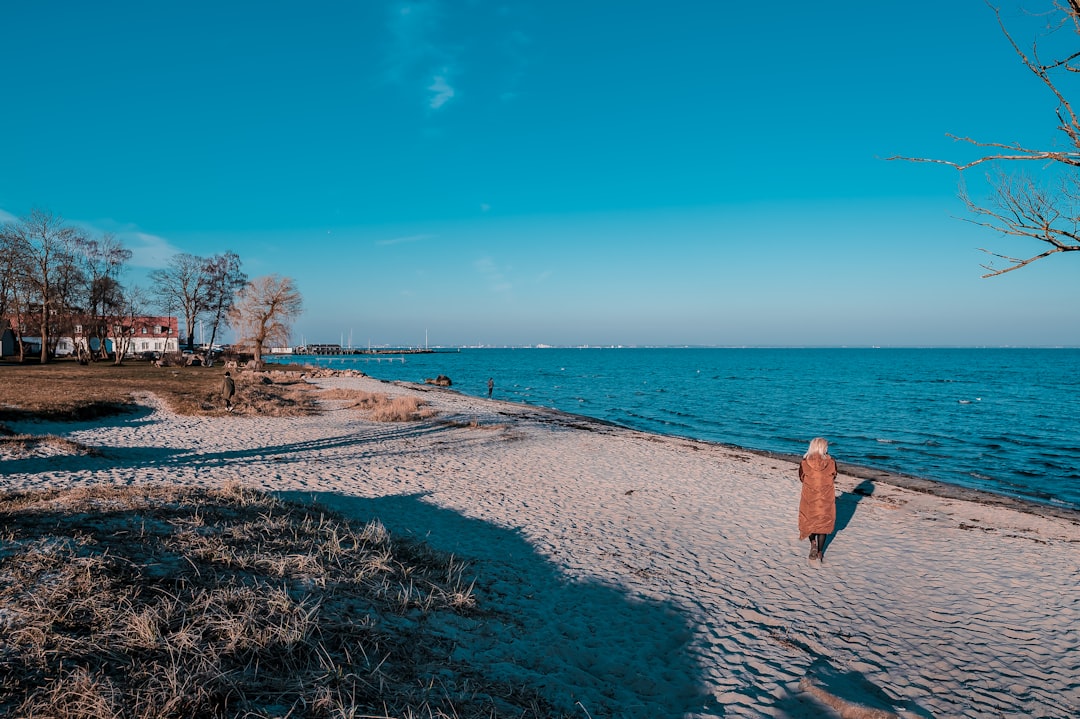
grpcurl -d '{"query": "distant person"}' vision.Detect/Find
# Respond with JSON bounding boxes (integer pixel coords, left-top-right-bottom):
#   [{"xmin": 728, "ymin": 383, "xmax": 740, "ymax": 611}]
[
  {"xmin": 798, "ymin": 437, "xmax": 837, "ymax": 566},
  {"xmin": 487, "ymin": 377, "xmax": 494, "ymax": 398},
  {"xmin": 222, "ymin": 371, "xmax": 235, "ymax": 411}
]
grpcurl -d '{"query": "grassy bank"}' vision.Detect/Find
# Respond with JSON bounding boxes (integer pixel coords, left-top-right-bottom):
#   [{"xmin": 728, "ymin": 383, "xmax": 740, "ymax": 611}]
[
  {"xmin": 0, "ymin": 483, "xmax": 558, "ymax": 718},
  {"xmin": 0, "ymin": 364, "xmax": 556, "ymax": 717},
  {"xmin": 0, "ymin": 359, "xmax": 317, "ymax": 421}
]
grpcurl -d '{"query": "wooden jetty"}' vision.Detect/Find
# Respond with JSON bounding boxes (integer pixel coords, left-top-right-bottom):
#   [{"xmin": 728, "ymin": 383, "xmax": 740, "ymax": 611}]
[{"xmin": 291, "ymin": 344, "xmax": 437, "ymax": 357}]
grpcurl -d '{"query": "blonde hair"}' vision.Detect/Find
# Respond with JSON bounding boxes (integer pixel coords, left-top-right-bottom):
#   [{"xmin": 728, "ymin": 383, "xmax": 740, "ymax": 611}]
[{"xmin": 804, "ymin": 437, "xmax": 829, "ymax": 459}]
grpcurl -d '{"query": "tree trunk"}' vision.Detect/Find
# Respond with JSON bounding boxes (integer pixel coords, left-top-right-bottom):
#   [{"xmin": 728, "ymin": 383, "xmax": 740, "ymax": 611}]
[{"xmin": 38, "ymin": 305, "xmax": 49, "ymax": 363}]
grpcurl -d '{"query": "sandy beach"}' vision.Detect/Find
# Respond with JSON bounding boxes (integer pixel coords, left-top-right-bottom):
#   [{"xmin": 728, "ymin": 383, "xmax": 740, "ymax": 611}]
[{"xmin": 3, "ymin": 374, "xmax": 1078, "ymax": 718}]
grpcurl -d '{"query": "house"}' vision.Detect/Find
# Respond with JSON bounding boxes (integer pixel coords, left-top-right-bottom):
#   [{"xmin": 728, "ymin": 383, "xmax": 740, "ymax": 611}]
[
  {"xmin": 2, "ymin": 314, "xmax": 180, "ymax": 358},
  {"xmin": 122, "ymin": 316, "xmax": 180, "ymax": 357}
]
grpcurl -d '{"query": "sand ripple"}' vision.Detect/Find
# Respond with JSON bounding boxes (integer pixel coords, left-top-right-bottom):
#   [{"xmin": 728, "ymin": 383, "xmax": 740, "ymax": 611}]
[{"xmin": 3, "ymin": 378, "xmax": 1078, "ymax": 717}]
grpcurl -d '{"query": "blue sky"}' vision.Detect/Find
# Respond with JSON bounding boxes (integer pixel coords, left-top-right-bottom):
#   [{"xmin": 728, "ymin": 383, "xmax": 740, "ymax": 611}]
[{"xmin": 2, "ymin": 0, "xmax": 1077, "ymax": 347}]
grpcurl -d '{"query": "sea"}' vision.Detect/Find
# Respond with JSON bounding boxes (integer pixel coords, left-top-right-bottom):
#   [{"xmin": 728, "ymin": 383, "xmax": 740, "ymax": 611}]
[{"xmin": 267, "ymin": 348, "xmax": 1080, "ymax": 512}]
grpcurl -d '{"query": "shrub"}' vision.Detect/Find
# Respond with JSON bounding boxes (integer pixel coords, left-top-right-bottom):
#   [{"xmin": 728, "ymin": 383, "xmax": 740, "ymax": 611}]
[{"xmin": 318, "ymin": 389, "xmax": 437, "ymax": 422}]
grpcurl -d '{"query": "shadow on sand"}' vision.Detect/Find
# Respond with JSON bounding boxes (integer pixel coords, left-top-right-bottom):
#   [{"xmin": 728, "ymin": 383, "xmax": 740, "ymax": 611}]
[
  {"xmin": 280, "ymin": 490, "xmax": 721, "ymax": 718},
  {"xmin": 1, "ymin": 413, "xmax": 446, "ymax": 477},
  {"xmin": 772, "ymin": 656, "xmax": 934, "ymax": 718},
  {"xmin": 825, "ymin": 479, "xmax": 876, "ymax": 556}
]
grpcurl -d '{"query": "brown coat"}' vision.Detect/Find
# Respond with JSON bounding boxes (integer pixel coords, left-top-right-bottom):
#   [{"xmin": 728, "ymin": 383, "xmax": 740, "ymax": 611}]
[{"xmin": 798, "ymin": 454, "xmax": 837, "ymax": 539}]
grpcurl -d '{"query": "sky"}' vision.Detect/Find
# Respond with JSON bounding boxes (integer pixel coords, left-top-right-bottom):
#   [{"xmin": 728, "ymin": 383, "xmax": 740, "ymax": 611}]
[{"xmin": 2, "ymin": 0, "xmax": 1078, "ymax": 347}]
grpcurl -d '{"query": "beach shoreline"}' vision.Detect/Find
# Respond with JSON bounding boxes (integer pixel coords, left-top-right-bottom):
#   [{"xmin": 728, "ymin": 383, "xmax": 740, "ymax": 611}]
[
  {"xmin": 3, "ymin": 372, "xmax": 1078, "ymax": 717},
  {"xmin": 406, "ymin": 378, "xmax": 1080, "ymax": 525},
  {"xmin": 276, "ymin": 346, "xmax": 1080, "ymax": 514}
]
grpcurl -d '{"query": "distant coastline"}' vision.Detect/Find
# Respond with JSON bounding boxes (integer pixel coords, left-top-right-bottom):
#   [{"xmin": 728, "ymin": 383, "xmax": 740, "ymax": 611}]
[{"xmin": 284, "ymin": 344, "xmax": 1079, "ymax": 350}]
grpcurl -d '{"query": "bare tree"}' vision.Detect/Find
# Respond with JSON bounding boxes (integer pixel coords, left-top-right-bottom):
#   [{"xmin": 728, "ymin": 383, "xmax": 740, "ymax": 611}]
[
  {"xmin": 149, "ymin": 253, "xmax": 211, "ymax": 351},
  {"xmin": 108, "ymin": 285, "xmax": 149, "ymax": 366},
  {"xmin": 78, "ymin": 233, "xmax": 133, "ymax": 361},
  {"xmin": 46, "ymin": 246, "xmax": 85, "ymax": 358},
  {"xmin": 0, "ymin": 236, "xmax": 35, "ymax": 362},
  {"xmin": 201, "ymin": 252, "xmax": 247, "ymax": 364},
  {"xmin": 892, "ymin": 1, "xmax": 1080, "ymax": 277},
  {"xmin": 230, "ymin": 275, "xmax": 303, "ymax": 368},
  {"xmin": 0, "ymin": 229, "xmax": 20, "ymax": 352},
  {"xmin": 0, "ymin": 210, "xmax": 84, "ymax": 362}
]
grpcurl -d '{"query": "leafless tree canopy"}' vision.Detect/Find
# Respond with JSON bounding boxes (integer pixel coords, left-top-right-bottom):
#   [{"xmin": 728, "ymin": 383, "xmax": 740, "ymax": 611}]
[
  {"xmin": 0, "ymin": 210, "xmax": 85, "ymax": 362},
  {"xmin": 0, "ymin": 210, "xmax": 150, "ymax": 363},
  {"xmin": 202, "ymin": 252, "xmax": 247, "ymax": 362},
  {"xmin": 79, "ymin": 233, "xmax": 133, "ymax": 361},
  {"xmin": 149, "ymin": 253, "xmax": 212, "ymax": 351},
  {"xmin": 892, "ymin": 1, "xmax": 1080, "ymax": 277},
  {"xmin": 230, "ymin": 274, "xmax": 303, "ymax": 368}
]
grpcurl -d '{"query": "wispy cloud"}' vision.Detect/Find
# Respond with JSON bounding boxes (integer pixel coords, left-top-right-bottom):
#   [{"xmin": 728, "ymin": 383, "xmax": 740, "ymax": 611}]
[
  {"xmin": 386, "ymin": 1, "xmax": 458, "ymax": 110},
  {"xmin": 1, "ymin": 211, "xmax": 180, "ymax": 270},
  {"xmin": 123, "ymin": 232, "xmax": 183, "ymax": 269},
  {"xmin": 378, "ymin": 233, "xmax": 435, "ymax": 246},
  {"xmin": 383, "ymin": 2, "xmax": 533, "ymax": 112},
  {"xmin": 428, "ymin": 72, "xmax": 455, "ymax": 109},
  {"xmin": 474, "ymin": 256, "xmax": 512, "ymax": 293}
]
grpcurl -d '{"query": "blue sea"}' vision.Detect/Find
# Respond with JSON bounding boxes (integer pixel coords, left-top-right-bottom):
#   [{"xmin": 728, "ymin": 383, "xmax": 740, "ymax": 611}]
[{"xmin": 269, "ymin": 348, "xmax": 1080, "ymax": 511}]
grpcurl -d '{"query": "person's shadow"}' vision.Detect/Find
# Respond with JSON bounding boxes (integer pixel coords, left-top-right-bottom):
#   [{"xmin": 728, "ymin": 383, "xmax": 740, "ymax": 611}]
[{"xmin": 826, "ymin": 479, "xmax": 875, "ymax": 554}]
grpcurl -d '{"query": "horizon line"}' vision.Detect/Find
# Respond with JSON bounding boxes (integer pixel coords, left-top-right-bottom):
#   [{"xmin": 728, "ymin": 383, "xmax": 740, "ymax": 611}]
[{"xmin": 279, "ymin": 343, "xmax": 1080, "ymax": 350}]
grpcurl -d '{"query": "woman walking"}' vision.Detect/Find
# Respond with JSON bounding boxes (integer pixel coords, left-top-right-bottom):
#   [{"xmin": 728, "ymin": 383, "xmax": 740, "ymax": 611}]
[{"xmin": 798, "ymin": 437, "xmax": 837, "ymax": 566}]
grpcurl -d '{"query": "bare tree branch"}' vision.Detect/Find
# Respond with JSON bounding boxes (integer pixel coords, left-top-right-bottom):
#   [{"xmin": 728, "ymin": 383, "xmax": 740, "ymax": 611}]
[
  {"xmin": 956, "ymin": 171, "xmax": 1080, "ymax": 276},
  {"xmin": 889, "ymin": 2, "xmax": 1080, "ymax": 277}
]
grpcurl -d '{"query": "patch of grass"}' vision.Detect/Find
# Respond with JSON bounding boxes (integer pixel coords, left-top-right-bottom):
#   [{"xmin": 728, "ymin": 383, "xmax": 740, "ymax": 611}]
[
  {"xmin": 0, "ymin": 433, "xmax": 102, "ymax": 459},
  {"xmin": 0, "ymin": 359, "xmax": 318, "ymax": 420},
  {"xmin": 0, "ymin": 483, "xmax": 561, "ymax": 718},
  {"xmin": 319, "ymin": 389, "xmax": 437, "ymax": 422}
]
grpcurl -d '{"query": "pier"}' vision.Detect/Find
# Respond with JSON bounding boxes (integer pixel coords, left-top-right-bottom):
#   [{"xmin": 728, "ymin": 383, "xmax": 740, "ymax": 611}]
[{"xmin": 290, "ymin": 345, "xmax": 437, "ymax": 356}]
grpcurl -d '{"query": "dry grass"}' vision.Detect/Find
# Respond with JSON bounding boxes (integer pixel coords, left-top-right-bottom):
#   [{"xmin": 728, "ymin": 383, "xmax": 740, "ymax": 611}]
[
  {"xmin": 0, "ymin": 483, "xmax": 562, "ymax": 719},
  {"xmin": 0, "ymin": 432, "xmax": 102, "ymax": 459},
  {"xmin": 318, "ymin": 389, "xmax": 438, "ymax": 422},
  {"xmin": 0, "ymin": 359, "xmax": 319, "ymax": 421}
]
